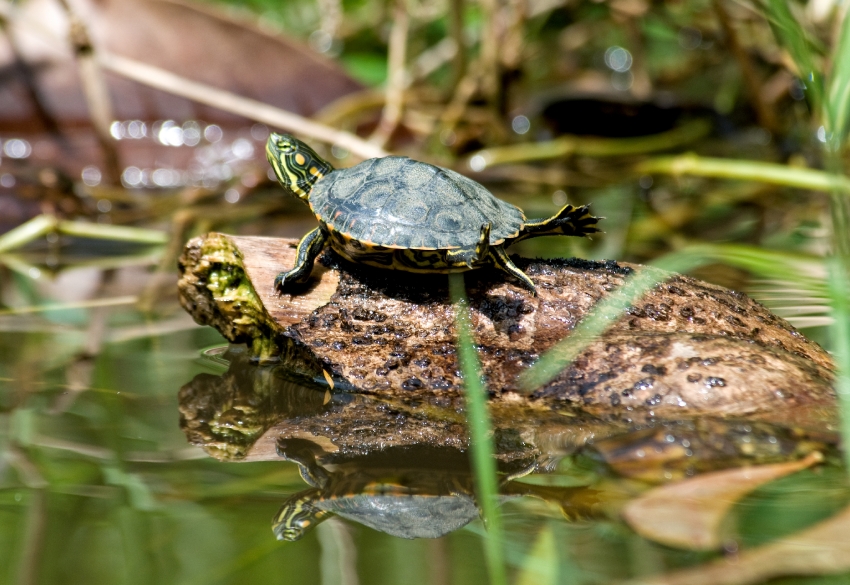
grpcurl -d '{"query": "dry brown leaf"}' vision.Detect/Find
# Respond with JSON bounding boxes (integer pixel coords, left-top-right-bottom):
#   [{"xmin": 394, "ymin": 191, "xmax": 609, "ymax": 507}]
[
  {"xmin": 1, "ymin": 0, "xmax": 363, "ymax": 177},
  {"xmin": 624, "ymin": 497, "xmax": 850, "ymax": 585},
  {"xmin": 622, "ymin": 451, "xmax": 823, "ymax": 550}
]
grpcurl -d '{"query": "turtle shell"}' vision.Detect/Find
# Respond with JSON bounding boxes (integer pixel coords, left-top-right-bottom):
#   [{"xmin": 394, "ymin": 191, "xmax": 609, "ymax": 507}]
[
  {"xmin": 316, "ymin": 492, "xmax": 479, "ymax": 539},
  {"xmin": 309, "ymin": 157, "xmax": 525, "ymax": 250}
]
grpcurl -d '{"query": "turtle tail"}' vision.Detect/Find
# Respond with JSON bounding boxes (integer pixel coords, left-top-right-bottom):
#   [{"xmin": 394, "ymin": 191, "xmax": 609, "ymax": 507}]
[{"xmin": 510, "ymin": 204, "xmax": 601, "ymax": 244}]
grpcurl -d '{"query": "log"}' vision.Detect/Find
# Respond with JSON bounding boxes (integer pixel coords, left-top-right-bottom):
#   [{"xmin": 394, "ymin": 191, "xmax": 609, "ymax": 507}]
[{"xmin": 177, "ymin": 233, "xmax": 837, "ymax": 429}]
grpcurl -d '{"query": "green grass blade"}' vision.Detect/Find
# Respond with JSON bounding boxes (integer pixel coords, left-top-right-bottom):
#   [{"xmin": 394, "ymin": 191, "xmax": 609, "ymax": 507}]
[
  {"xmin": 827, "ymin": 257, "xmax": 850, "ymax": 470},
  {"xmin": 685, "ymin": 243, "xmax": 826, "ymax": 289},
  {"xmin": 448, "ymin": 273, "xmax": 507, "ymax": 585},
  {"xmin": 826, "ymin": 7, "xmax": 850, "ymax": 143},
  {"xmin": 57, "ymin": 220, "xmax": 169, "ymax": 244},
  {"xmin": 0, "ymin": 296, "xmax": 139, "ymax": 316},
  {"xmin": 519, "ymin": 243, "xmax": 826, "ymax": 392},
  {"xmin": 761, "ymin": 0, "xmax": 824, "ymax": 112},
  {"xmin": 519, "ymin": 250, "xmax": 706, "ymax": 391},
  {"xmin": 516, "ymin": 525, "xmax": 557, "ymax": 585},
  {"xmin": 636, "ymin": 154, "xmax": 850, "ymax": 193},
  {"xmin": 0, "ymin": 215, "xmax": 57, "ymax": 254},
  {"xmin": 467, "ymin": 118, "xmax": 712, "ymax": 168}
]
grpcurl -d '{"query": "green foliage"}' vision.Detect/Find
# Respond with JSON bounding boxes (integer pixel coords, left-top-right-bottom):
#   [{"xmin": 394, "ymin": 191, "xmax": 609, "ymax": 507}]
[{"xmin": 339, "ymin": 52, "xmax": 388, "ymax": 86}]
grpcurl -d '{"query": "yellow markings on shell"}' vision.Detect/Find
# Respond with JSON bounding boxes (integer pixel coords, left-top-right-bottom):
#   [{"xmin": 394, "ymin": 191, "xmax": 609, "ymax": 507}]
[{"xmin": 295, "ymin": 153, "xmax": 306, "ymax": 165}]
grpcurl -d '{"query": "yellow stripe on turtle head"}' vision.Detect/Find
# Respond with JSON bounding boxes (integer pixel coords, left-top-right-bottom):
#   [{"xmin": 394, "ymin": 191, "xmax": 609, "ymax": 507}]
[{"xmin": 266, "ymin": 133, "xmax": 334, "ymax": 202}]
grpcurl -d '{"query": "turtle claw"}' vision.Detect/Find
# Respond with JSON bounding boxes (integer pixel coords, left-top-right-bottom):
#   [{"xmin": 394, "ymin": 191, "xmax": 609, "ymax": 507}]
[{"xmin": 273, "ymin": 272, "xmax": 287, "ymax": 295}]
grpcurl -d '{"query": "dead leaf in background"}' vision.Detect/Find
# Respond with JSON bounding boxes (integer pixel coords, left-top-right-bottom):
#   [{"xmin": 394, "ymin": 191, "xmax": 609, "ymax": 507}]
[
  {"xmin": 621, "ymin": 451, "xmax": 823, "ymax": 550},
  {"xmin": 0, "ymin": 0, "xmax": 363, "ymax": 177},
  {"xmin": 623, "ymin": 498, "xmax": 850, "ymax": 585}
]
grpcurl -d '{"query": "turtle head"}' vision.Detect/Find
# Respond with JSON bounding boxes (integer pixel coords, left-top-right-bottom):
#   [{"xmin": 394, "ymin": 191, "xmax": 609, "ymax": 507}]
[
  {"xmin": 272, "ymin": 491, "xmax": 329, "ymax": 541},
  {"xmin": 266, "ymin": 133, "xmax": 334, "ymax": 201}
]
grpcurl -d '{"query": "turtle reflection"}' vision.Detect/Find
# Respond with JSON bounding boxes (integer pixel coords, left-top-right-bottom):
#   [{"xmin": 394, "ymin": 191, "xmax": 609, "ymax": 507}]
[{"xmin": 273, "ymin": 439, "xmax": 538, "ymax": 541}]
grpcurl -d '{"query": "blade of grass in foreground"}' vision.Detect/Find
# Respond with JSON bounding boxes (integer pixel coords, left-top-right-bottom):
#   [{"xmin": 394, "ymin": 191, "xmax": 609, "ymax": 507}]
[
  {"xmin": 761, "ymin": 0, "xmax": 825, "ymax": 112},
  {"xmin": 819, "ymin": 3, "xmax": 850, "ymax": 476},
  {"xmin": 827, "ymin": 258, "xmax": 850, "ymax": 470},
  {"xmin": 448, "ymin": 273, "xmax": 507, "ymax": 585},
  {"xmin": 519, "ymin": 243, "xmax": 822, "ymax": 392},
  {"xmin": 518, "ymin": 249, "xmax": 709, "ymax": 391},
  {"xmin": 826, "ymin": 6, "xmax": 850, "ymax": 143},
  {"xmin": 0, "ymin": 214, "xmax": 169, "ymax": 254}
]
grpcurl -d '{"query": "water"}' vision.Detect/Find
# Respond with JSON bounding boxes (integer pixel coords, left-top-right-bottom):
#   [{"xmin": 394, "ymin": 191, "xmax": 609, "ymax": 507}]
[{"xmin": 2, "ymin": 258, "xmax": 850, "ymax": 585}]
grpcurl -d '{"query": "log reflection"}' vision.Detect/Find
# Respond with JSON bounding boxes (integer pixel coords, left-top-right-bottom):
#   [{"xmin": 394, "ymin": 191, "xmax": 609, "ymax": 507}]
[{"xmin": 178, "ymin": 346, "xmax": 836, "ymax": 539}]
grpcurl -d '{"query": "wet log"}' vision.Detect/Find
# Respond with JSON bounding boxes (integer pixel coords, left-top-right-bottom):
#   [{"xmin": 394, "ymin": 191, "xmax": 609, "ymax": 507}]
[{"xmin": 177, "ymin": 232, "xmax": 837, "ymax": 429}]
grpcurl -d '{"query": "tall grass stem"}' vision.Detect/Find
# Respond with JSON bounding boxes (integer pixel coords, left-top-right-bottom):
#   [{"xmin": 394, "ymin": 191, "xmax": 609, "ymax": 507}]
[
  {"xmin": 448, "ymin": 273, "xmax": 507, "ymax": 585},
  {"xmin": 519, "ymin": 251, "xmax": 707, "ymax": 391},
  {"xmin": 827, "ymin": 258, "xmax": 850, "ymax": 470}
]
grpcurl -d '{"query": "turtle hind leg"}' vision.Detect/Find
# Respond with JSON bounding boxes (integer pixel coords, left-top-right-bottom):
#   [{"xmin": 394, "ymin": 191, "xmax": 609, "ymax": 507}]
[
  {"xmin": 490, "ymin": 246, "xmax": 537, "ymax": 295},
  {"xmin": 274, "ymin": 227, "xmax": 328, "ymax": 293},
  {"xmin": 446, "ymin": 223, "xmax": 491, "ymax": 268},
  {"xmin": 513, "ymin": 203, "xmax": 601, "ymax": 243}
]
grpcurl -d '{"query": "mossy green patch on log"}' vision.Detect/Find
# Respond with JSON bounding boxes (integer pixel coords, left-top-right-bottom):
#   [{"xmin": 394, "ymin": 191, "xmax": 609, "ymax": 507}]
[{"xmin": 198, "ymin": 233, "xmax": 283, "ymax": 359}]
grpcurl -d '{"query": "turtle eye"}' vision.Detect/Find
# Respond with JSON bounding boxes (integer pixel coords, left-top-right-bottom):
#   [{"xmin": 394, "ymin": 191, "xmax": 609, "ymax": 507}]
[{"xmin": 278, "ymin": 139, "xmax": 295, "ymax": 153}]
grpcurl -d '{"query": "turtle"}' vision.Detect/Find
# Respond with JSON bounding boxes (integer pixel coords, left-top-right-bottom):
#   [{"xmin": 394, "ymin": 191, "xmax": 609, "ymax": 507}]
[
  {"xmin": 272, "ymin": 439, "xmax": 538, "ymax": 541},
  {"xmin": 265, "ymin": 133, "xmax": 601, "ymax": 295}
]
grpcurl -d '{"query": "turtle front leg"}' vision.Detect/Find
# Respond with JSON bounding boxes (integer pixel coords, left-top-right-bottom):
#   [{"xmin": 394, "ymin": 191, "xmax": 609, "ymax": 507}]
[
  {"xmin": 490, "ymin": 246, "xmax": 537, "ymax": 295},
  {"xmin": 274, "ymin": 227, "xmax": 328, "ymax": 293},
  {"xmin": 276, "ymin": 438, "xmax": 331, "ymax": 489}
]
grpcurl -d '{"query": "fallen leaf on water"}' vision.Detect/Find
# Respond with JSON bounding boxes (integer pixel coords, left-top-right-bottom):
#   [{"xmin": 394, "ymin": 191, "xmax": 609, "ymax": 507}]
[
  {"xmin": 621, "ymin": 451, "xmax": 823, "ymax": 550},
  {"xmin": 624, "ymin": 497, "xmax": 850, "ymax": 585}
]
